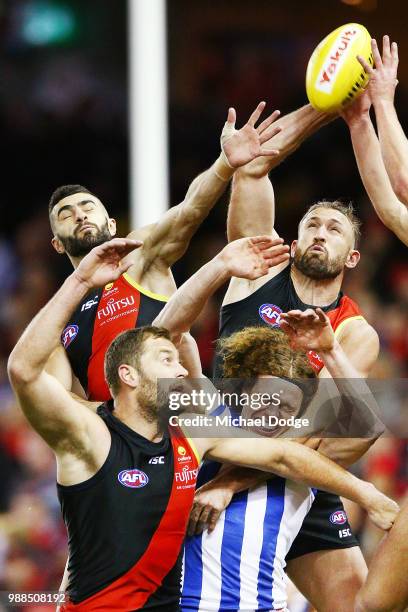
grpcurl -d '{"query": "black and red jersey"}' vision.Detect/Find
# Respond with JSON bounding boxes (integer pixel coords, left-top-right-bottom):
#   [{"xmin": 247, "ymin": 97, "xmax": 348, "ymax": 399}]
[
  {"xmin": 215, "ymin": 264, "xmax": 366, "ymax": 376},
  {"xmin": 59, "ymin": 403, "xmax": 200, "ymax": 611},
  {"xmin": 61, "ymin": 274, "xmax": 168, "ymax": 401}
]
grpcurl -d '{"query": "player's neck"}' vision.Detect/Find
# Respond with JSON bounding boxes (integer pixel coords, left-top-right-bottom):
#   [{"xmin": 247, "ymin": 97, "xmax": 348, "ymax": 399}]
[
  {"xmin": 290, "ymin": 265, "xmax": 343, "ymax": 307},
  {"xmin": 68, "ymin": 254, "xmax": 84, "ymax": 269},
  {"xmin": 113, "ymin": 396, "xmax": 164, "ymax": 442}
]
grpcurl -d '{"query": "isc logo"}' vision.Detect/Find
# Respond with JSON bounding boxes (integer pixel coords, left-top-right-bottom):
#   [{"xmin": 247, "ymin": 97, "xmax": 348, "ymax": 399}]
[
  {"xmin": 148, "ymin": 456, "xmax": 164, "ymax": 464},
  {"xmin": 118, "ymin": 469, "xmax": 149, "ymax": 488},
  {"xmin": 81, "ymin": 296, "xmax": 99, "ymax": 312}
]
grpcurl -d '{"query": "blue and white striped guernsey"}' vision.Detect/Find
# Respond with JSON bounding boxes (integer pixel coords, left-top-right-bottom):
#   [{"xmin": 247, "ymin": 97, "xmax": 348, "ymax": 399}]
[{"xmin": 181, "ymin": 407, "xmax": 315, "ymax": 612}]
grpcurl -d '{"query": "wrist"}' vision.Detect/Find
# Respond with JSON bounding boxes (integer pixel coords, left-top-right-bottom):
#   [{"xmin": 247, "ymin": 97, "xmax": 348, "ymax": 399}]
[
  {"xmin": 355, "ymin": 480, "xmax": 376, "ymax": 509},
  {"xmin": 213, "ymin": 152, "xmax": 236, "ymax": 182},
  {"xmin": 69, "ymin": 270, "xmax": 94, "ymax": 295},
  {"xmin": 372, "ymin": 97, "xmax": 395, "ymax": 111},
  {"xmin": 346, "ymin": 113, "xmax": 371, "ymax": 130},
  {"xmin": 320, "ymin": 337, "xmax": 340, "ymax": 359}
]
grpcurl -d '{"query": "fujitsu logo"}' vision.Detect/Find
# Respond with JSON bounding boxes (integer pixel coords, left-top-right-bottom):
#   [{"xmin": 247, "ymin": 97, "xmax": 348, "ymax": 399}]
[
  {"xmin": 97, "ymin": 296, "xmax": 135, "ymax": 319},
  {"xmin": 315, "ymin": 29, "xmax": 358, "ymax": 94},
  {"xmin": 175, "ymin": 465, "xmax": 198, "ymax": 484}
]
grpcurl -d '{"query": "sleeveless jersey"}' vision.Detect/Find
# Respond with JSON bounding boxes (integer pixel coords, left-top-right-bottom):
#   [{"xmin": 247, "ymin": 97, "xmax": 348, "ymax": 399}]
[
  {"xmin": 181, "ymin": 405, "xmax": 315, "ymax": 612},
  {"xmin": 61, "ymin": 274, "xmax": 168, "ymax": 401},
  {"xmin": 214, "ymin": 264, "xmax": 365, "ymax": 377},
  {"xmin": 58, "ymin": 403, "xmax": 200, "ymax": 611}
]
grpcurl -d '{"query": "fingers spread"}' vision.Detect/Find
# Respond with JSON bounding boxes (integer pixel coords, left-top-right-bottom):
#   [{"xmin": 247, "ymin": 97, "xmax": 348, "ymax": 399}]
[
  {"xmin": 227, "ymin": 107, "xmax": 236, "ymax": 126},
  {"xmin": 248, "ymin": 101, "xmax": 266, "ymax": 127},
  {"xmin": 358, "ymin": 54, "xmax": 373, "ymax": 74},
  {"xmin": 371, "ymin": 39, "xmax": 382, "ymax": 67},
  {"xmin": 257, "ymin": 109, "xmax": 281, "ymax": 135}
]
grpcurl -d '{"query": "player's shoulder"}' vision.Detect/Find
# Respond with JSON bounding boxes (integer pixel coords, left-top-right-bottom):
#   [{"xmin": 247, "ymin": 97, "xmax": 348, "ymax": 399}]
[{"xmin": 339, "ymin": 316, "xmax": 379, "ymax": 351}]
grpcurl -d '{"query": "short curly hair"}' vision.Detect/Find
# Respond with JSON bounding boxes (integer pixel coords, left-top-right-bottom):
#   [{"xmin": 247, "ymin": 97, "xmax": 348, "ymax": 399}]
[{"xmin": 218, "ymin": 326, "xmax": 318, "ymax": 415}]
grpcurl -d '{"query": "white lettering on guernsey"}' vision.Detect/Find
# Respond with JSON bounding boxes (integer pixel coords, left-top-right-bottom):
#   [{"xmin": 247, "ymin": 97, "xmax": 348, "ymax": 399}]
[
  {"xmin": 98, "ymin": 307, "xmax": 139, "ymax": 327},
  {"xmin": 315, "ymin": 28, "xmax": 358, "ymax": 94},
  {"xmin": 81, "ymin": 296, "xmax": 99, "ymax": 312},
  {"xmin": 97, "ymin": 296, "xmax": 136, "ymax": 320}
]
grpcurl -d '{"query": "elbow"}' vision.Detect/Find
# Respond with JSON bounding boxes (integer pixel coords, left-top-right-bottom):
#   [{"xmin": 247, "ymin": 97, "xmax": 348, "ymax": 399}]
[{"xmin": 7, "ymin": 350, "xmax": 35, "ymax": 387}]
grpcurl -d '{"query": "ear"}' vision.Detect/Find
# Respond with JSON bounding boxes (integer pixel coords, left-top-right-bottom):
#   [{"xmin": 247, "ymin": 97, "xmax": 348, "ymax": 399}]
[
  {"xmin": 108, "ymin": 218, "xmax": 117, "ymax": 237},
  {"xmin": 118, "ymin": 364, "xmax": 139, "ymax": 389},
  {"xmin": 51, "ymin": 236, "xmax": 65, "ymax": 255},
  {"xmin": 345, "ymin": 249, "xmax": 360, "ymax": 270},
  {"xmin": 290, "ymin": 240, "xmax": 297, "ymax": 259}
]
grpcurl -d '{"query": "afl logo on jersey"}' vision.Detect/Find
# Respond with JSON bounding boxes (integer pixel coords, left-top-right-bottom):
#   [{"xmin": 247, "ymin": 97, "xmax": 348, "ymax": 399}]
[
  {"xmin": 330, "ymin": 510, "xmax": 348, "ymax": 525},
  {"xmin": 118, "ymin": 468, "xmax": 149, "ymax": 489},
  {"xmin": 62, "ymin": 325, "xmax": 79, "ymax": 349},
  {"xmin": 259, "ymin": 304, "xmax": 282, "ymax": 327}
]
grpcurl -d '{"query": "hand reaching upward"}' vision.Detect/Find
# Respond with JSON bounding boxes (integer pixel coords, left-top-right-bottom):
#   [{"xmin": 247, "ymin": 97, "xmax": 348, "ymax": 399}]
[{"xmin": 221, "ymin": 101, "xmax": 282, "ymax": 168}]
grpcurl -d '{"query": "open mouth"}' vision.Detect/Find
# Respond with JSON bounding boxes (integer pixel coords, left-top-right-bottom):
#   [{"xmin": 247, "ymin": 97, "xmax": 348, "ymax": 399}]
[{"xmin": 308, "ymin": 244, "xmax": 326, "ymax": 254}]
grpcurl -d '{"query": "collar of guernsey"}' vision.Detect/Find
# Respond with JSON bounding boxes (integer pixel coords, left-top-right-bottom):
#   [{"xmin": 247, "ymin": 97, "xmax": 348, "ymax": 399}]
[{"xmin": 62, "ymin": 273, "xmax": 170, "ymax": 403}]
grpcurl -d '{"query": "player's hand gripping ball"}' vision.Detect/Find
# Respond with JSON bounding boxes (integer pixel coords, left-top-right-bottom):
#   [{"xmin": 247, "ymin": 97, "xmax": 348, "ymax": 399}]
[{"xmin": 306, "ymin": 23, "xmax": 373, "ymax": 112}]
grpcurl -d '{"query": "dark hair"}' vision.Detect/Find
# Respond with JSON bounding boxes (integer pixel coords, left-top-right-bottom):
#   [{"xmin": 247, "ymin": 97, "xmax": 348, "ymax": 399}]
[
  {"xmin": 104, "ymin": 326, "xmax": 171, "ymax": 396},
  {"xmin": 299, "ymin": 200, "xmax": 361, "ymax": 248},
  {"xmin": 218, "ymin": 326, "xmax": 318, "ymax": 416},
  {"xmin": 48, "ymin": 184, "xmax": 96, "ymax": 214}
]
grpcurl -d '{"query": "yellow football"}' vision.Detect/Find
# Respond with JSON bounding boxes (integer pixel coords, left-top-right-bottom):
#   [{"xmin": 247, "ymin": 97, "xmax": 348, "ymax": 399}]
[{"xmin": 306, "ymin": 23, "xmax": 373, "ymax": 112}]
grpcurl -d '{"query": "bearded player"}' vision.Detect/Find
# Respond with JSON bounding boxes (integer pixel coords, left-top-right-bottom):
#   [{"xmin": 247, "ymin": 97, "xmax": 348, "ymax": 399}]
[
  {"xmin": 45, "ymin": 101, "xmax": 288, "ymax": 402},
  {"xmin": 190, "ymin": 120, "xmax": 380, "ymax": 609}
]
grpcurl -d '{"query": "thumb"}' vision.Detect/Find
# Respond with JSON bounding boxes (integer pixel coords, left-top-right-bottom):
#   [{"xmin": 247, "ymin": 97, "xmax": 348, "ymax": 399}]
[{"xmin": 226, "ymin": 107, "xmax": 236, "ymax": 126}]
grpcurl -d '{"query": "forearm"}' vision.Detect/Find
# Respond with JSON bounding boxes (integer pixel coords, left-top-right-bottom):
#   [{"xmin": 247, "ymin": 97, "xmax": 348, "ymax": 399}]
[
  {"xmin": 349, "ymin": 117, "xmax": 407, "ymax": 235},
  {"xmin": 275, "ymin": 440, "xmax": 372, "ymax": 504},
  {"xmin": 154, "ymin": 254, "xmax": 229, "ymax": 335},
  {"xmin": 243, "ymin": 104, "xmax": 335, "ymax": 178},
  {"xmin": 373, "ymin": 99, "xmax": 408, "ymax": 203},
  {"xmin": 316, "ymin": 438, "xmax": 377, "ymax": 468},
  {"xmin": 8, "ymin": 274, "xmax": 89, "ymax": 381},
  {"xmin": 227, "ymin": 105, "xmax": 334, "ymax": 241},
  {"xmin": 207, "ymin": 464, "xmax": 271, "ymax": 495}
]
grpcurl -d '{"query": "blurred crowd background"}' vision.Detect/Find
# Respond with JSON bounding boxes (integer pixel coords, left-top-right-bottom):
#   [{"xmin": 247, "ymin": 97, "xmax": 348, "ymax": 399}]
[{"xmin": 0, "ymin": 0, "xmax": 406, "ymax": 609}]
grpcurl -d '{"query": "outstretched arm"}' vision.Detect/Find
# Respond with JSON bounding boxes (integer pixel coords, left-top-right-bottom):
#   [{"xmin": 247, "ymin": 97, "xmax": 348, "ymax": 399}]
[
  {"xmin": 154, "ymin": 235, "xmax": 289, "ymax": 337},
  {"xmin": 363, "ymin": 36, "xmax": 408, "ymax": 204},
  {"xmin": 7, "ymin": 239, "xmax": 141, "ymax": 452},
  {"xmin": 130, "ymin": 102, "xmax": 282, "ymax": 271},
  {"xmin": 196, "ymin": 435, "xmax": 398, "ymax": 531},
  {"xmin": 227, "ymin": 104, "xmax": 335, "ymax": 242},
  {"xmin": 342, "ymin": 91, "xmax": 408, "ymax": 245}
]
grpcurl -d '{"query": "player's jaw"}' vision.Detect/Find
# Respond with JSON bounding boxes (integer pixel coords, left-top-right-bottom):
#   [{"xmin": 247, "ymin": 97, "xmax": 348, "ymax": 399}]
[
  {"xmin": 56, "ymin": 219, "xmax": 113, "ymax": 257},
  {"xmin": 292, "ymin": 241, "xmax": 347, "ymax": 280}
]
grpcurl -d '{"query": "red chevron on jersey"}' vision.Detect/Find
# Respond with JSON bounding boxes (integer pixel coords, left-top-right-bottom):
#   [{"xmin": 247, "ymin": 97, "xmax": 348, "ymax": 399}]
[
  {"xmin": 88, "ymin": 276, "xmax": 141, "ymax": 400},
  {"xmin": 307, "ymin": 295, "xmax": 365, "ymax": 373}
]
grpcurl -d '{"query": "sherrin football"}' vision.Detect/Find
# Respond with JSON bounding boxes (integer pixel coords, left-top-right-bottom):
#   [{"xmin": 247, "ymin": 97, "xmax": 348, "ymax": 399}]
[{"xmin": 306, "ymin": 23, "xmax": 373, "ymax": 113}]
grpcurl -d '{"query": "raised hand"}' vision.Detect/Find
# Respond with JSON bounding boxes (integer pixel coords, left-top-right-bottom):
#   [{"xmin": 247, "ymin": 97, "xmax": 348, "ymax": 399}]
[
  {"xmin": 73, "ymin": 238, "xmax": 143, "ymax": 289},
  {"xmin": 279, "ymin": 308, "xmax": 335, "ymax": 352},
  {"xmin": 220, "ymin": 236, "xmax": 289, "ymax": 280},
  {"xmin": 341, "ymin": 88, "xmax": 371, "ymax": 127},
  {"xmin": 358, "ymin": 35, "xmax": 399, "ymax": 105},
  {"xmin": 221, "ymin": 101, "xmax": 282, "ymax": 168}
]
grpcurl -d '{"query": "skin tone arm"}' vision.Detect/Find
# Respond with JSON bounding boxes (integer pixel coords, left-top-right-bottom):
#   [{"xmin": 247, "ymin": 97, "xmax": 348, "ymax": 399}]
[
  {"xmin": 343, "ymin": 58, "xmax": 408, "ymax": 244},
  {"xmin": 128, "ymin": 102, "xmax": 283, "ymax": 271},
  {"xmin": 227, "ymin": 104, "xmax": 335, "ymax": 242},
  {"xmin": 355, "ymin": 497, "xmax": 408, "ymax": 612},
  {"xmin": 154, "ymin": 235, "xmax": 290, "ymax": 335},
  {"xmin": 362, "ymin": 36, "xmax": 408, "ymax": 204},
  {"xmin": 7, "ymin": 239, "xmax": 141, "ymax": 471},
  {"xmin": 192, "ymin": 434, "xmax": 398, "ymax": 532}
]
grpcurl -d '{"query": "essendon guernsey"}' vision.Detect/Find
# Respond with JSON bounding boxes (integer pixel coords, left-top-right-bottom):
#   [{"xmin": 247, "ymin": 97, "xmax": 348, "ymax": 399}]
[
  {"xmin": 61, "ymin": 274, "xmax": 168, "ymax": 401},
  {"xmin": 59, "ymin": 403, "xmax": 200, "ymax": 611}
]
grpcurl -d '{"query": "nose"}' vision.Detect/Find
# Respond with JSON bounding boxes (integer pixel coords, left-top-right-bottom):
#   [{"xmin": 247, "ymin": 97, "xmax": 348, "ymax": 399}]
[
  {"xmin": 313, "ymin": 228, "xmax": 326, "ymax": 243},
  {"xmin": 176, "ymin": 363, "xmax": 188, "ymax": 378},
  {"xmin": 74, "ymin": 206, "xmax": 87, "ymax": 223}
]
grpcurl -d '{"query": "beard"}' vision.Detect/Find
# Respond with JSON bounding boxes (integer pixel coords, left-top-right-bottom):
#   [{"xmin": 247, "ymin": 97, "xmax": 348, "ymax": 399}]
[
  {"xmin": 57, "ymin": 220, "xmax": 112, "ymax": 257},
  {"xmin": 293, "ymin": 245, "xmax": 346, "ymax": 280}
]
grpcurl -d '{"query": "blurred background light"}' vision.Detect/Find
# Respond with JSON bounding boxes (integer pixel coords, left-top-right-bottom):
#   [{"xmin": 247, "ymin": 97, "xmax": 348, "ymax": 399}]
[{"xmin": 20, "ymin": 0, "xmax": 77, "ymax": 47}]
